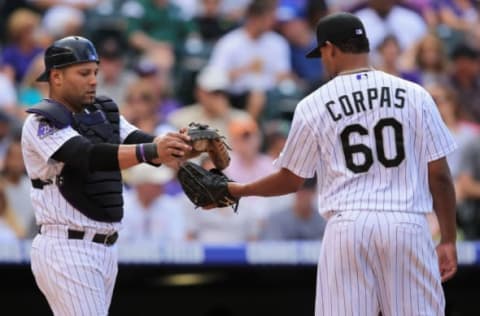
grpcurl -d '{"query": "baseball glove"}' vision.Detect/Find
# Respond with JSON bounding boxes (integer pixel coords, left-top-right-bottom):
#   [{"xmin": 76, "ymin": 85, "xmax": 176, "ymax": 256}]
[
  {"xmin": 178, "ymin": 161, "xmax": 239, "ymax": 212},
  {"xmin": 186, "ymin": 122, "xmax": 231, "ymax": 170}
]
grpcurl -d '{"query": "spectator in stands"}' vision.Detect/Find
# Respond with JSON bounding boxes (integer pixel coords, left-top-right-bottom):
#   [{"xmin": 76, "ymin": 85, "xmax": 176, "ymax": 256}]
[
  {"xmin": 260, "ymin": 177, "xmax": 326, "ymax": 240},
  {"xmin": 1, "ymin": 138, "xmax": 36, "ymax": 238},
  {"xmin": 0, "ymin": 1, "xmax": 30, "ymax": 43},
  {"xmin": 456, "ymin": 139, "xmax": 480, "ymax": 240},
  {"xmin": 0, "ymin": 112, "xmax": 14, "ymax": 169},
  {"xmin": 124, "ymin": 0, "xmax": 198, "ymax": 59},
  {"xmin": 168, "ymin": 66, "xmax": 251, "ymax": 136},
  {"xmin": 447, "ymin": 42, "xmax": 480, "ymax": 123},
  {"xmin": 276, "ymin": 2, "xmax": 324, "ymax": 92},
  {"xmin": 121, "ymin": 79, "xmax": 174, "ymax": 135},
  {"xmin": 0, "ymin": 185, "xmax": 22, "ymax": 242},
  {"xmin": 40, "ymin": 5, "xmax": 85, "ymax": 43},
  {"xmin": 426, "ymin": 83, "xmax": 479, "ymax": 181},
  {"xmin": 432, "ymin": 0, "xmax": 480, "ymax": 48},
  {"xmin": 96, "ymin": 36, "xmax": 137, "ymax": 106},
  {"xmin": 406, "ymin": 33, "xmax": 450, "ymax": 86},
  {"xmin": 374, "ymin": 35, "xmax": 421, "ymax": 83},
  {"xmin": 134, "ymin": 56, "xmax": 181, "ymax": 119},
  {"xmin": 224, "ymin": 117, "xmax": 294, "ymax": 225},
  {"xmin": 208, "ymin": 0, "xmax": 293, "ymax": 119},
  {"xmin": 1, "ymin": 8, "xmax": 43, "ymax": 84},
  {"xmin": 17, "ymin": 55, "xmax": 49, "ymax": 113},
  {"xmin": 193, "ymin": 0, "xmax": 238, "ymax": 44},
  {"xmin": 404, "ymin": 0, "xmax": 438, "ymax": 29},
  {"xmin": 226, "ymin": 117, "xmax": 275, "ymax": 184},
  {"xmin": 276, "ymin": 0, "xmax": 328, "ymax": 28},
  {"xmin": 263, "ymin": 119, "xmax": 290, "ymax": 160},
  {"xmin": 0, "ymin": 60, "xmax": 18, "ymax": 114},
  {"xmin": 125, "ymin": 64, "xmax": 184, "ymax": 197},
  {"xmin": 121, "ymin": 164, "xmax": 186, "ymax": 242},
  {"xmin": 352, "ymin": 0, "xmax": 428, "ymax": 51}
]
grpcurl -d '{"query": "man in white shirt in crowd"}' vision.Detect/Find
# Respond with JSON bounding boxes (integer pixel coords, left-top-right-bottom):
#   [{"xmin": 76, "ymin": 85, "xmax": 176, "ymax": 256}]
[
  {"xmin": 208, "ymin": 0, "xmax": 292, "ymax": 118},
  {"xmin": 352, "ymin": 0, "xmax": 427, "ymax": 51},
  {"xmin": 121, "ymin": 164, "xmax": 186, "ymax": 242},
  {"xmin": 168, "ymin": 66, "xmax": 250, "ymax": 136}
]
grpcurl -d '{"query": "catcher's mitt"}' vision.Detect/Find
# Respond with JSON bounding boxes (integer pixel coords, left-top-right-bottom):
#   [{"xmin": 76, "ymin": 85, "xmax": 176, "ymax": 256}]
[
  {"xmin": 186, "ymin": 122, "xmax": 231, "ymax": 170},
  {"xmin": 178, "ymin": 161, "xmax": 239, "ymax": 212}
]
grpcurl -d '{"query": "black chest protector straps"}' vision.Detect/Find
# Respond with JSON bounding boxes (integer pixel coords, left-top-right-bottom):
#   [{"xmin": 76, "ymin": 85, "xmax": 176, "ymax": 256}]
[{"xmin": 27, "ymin": 96, "xmax": 124, "ymax": 222}]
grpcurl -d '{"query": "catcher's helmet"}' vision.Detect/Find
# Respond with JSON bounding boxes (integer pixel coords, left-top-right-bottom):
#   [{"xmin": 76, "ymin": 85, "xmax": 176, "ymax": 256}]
[{"xmin": 36, "ymin": 36, "xmax": 99, "ymax": 82}]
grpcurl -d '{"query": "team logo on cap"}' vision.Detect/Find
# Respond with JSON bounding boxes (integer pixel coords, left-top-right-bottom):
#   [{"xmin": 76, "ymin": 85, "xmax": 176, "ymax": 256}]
[{"xmin": 355, "ymin": 28, "xmax": 363, "ymax": 35}]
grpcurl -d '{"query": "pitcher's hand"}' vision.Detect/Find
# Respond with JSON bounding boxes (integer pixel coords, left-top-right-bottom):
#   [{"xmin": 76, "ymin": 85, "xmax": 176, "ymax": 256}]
[{"xmin": 436, "ymin": 241, "xmax": 457, "ymax": 282}]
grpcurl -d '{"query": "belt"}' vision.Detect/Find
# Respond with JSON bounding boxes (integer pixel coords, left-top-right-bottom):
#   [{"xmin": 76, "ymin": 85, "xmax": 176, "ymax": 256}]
[
  {"xmin": 31, "ymin": 176, "xmax": 63, "ymax": 189},
  {"xmin": 39, "ymin": 226, "xmax": 118, "ymax": 246},
  {"xmin": 68, "ymin": 229, "xmax": 119, "ymax": 246},
  {"xmin": 31, "ymin": 178, "xmax": 54, "ymax": 189}
]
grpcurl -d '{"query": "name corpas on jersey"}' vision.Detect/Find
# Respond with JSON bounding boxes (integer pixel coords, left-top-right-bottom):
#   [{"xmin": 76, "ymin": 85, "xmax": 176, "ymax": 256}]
[{"xmin": 325, "ymin": 87, "xmax": 407, "ymax": 122}]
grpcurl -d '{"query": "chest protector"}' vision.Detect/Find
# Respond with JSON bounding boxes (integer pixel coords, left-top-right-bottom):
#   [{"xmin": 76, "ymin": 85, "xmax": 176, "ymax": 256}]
[{"xmin": 27, "ymin": 96, "xmax": 123, "ymax": 222}]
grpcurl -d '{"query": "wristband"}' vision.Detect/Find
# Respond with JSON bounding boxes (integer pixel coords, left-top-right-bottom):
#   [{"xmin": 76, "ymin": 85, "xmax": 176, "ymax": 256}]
[
  {"xmin": 135, "ymin": 144, "xmax": 144, "ymax": 162},
  {"xmin": 136, "ymin": 143, "xmax": 159, "ymax": 163},
  {"xmin": 143, "ymin": 143, "xmax": 159, "ymax": 162}
]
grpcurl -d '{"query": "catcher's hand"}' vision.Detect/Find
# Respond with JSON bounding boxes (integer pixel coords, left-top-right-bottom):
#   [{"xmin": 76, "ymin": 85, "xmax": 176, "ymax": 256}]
[
  {"xmin": 185, "ymin": 122, "xmax": 231, "ymax": 170},
  {"xmin": 178, "ymin": 161, "xmax": 239, "ymax": 212}
]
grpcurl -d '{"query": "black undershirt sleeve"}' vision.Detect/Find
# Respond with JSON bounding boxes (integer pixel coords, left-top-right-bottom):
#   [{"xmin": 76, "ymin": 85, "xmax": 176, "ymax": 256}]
[
  {"xmin": 123, "ymin": 130, "xmax": 155, "ymax": 144},
  {"xmin": 51, "ymin": 136, "xmax": 120, "ymax": 172}
]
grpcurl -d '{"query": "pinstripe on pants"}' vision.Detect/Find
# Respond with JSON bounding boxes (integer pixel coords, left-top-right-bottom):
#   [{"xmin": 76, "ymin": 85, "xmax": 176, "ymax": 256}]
[
  {"xmin": 31, "ymin": 232, "xmax": 118, "ymax": 316},
  {"xmin": 315, "ymin": 211, "xmax": 444, "ymax": 316}
]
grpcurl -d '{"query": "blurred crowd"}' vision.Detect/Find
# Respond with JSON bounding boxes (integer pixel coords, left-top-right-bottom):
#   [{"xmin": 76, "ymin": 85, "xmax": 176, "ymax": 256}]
[{"xmin": 0, "ymin": 0, "xmax": 480, "ymax": 245}]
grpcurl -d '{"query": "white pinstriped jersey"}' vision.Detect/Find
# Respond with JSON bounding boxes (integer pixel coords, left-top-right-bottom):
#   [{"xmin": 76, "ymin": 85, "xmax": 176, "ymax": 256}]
[
  {"xmin": 275, "ymin": 70, "xmax": 457, "ymax": 215},
  {"xmin": 21, "ymin": 111, "xmax": 138, "ymax": 233}
]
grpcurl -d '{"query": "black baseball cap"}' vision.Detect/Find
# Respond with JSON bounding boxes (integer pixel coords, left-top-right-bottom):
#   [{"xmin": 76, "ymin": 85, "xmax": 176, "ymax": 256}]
[
  {"xmin": 37, "ymin": 36, "xmax": 99, "ymax": 82},
  {"xmin": 306, "ymin": 12, "xmax": 369, "ymax": 58}
]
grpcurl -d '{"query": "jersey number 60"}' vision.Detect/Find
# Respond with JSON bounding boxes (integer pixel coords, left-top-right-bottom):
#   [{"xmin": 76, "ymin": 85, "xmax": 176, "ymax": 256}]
[{"xmin": 340, "ymin": 118, "xmax": 405, "ymax": 173}]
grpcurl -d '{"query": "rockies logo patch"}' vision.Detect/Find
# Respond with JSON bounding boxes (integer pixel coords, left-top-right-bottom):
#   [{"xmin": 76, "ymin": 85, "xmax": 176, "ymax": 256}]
[{"xmin": 37, "ymin": 121, "xmax": 57, "ymax": 138}]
